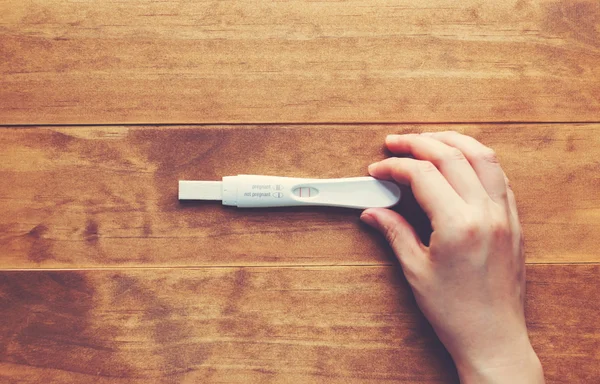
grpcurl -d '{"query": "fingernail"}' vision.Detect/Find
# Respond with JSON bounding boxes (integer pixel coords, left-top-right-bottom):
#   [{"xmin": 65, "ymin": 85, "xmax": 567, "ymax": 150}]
[
  {"xmin": 386, "ymin": 134, "xmax": 401, "ymax": 141},
  {"xmin": 368, "ymin": 162, "xmax": 379, "ymax": 173},
  {"xmin": 360, "ymin": 212, "xmax": 376, "ymax": 227},
  {"xmin": 420, "ymin": 132, "xmax": 433, "ymax": 136}
]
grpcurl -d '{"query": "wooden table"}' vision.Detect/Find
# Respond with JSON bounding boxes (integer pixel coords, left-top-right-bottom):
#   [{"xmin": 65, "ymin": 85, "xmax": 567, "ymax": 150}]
[{"xmin": 1, "ymin": 1, "xmax": 599, "ymax": 383}]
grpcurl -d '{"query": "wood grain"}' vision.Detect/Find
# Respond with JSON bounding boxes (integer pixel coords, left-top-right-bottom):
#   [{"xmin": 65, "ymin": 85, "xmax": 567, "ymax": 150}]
[
  {"xmin": 1, "ymin": 124, "xmax": 599, "ymax": 268},
  {"xmin": 2, "ymin": 2, "xmax": 598, "ymax": 383},
  {"xmin": 1, "ymin": 0, "xmax": 599, "ymax": 124},
  {"xmin": 0, "ymin": 265, "xmax": 598, "ymax": 383}
]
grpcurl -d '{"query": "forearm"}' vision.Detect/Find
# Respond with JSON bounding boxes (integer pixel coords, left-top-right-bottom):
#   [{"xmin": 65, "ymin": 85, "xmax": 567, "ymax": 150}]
[{"xmin": 456, "ymin": 345, "xmax": 545, "ymax": 384}]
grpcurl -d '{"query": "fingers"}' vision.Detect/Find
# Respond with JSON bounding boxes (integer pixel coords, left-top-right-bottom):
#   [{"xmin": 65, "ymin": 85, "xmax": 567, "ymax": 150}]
[
  {"xmin": 368, "ymin": 157, "xmax": 466, "ymax": 224},
  {"xmin": 421, "ymin": 131, "xmax": 508, "ymax": 205},
  {"xmin": 360, "ymin": 208, "xmax": 426, "ymax": 267},
  {"xmin": 385, "ymin": 134, "xmax": 489, "ymax": 204}
]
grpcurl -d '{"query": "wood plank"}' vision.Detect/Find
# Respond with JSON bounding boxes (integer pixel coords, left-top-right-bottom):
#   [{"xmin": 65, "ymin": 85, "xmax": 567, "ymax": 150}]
[
  {"xmin": 0, "ymin": 265, "xmax": 598, "ymax": 383},
  {"xmin": 1, "ymin": 0, "xmax": 599, "ymax": 124},
  {"xmin": 1, "ymin": 124, "xmax": 599, "ymax": 268}
]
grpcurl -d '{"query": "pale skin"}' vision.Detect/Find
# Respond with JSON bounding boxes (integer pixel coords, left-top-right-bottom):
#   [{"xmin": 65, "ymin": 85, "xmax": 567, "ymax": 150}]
[{"xmin": 360, "ymin": 132, "xmax": 545, "ymax": 384}]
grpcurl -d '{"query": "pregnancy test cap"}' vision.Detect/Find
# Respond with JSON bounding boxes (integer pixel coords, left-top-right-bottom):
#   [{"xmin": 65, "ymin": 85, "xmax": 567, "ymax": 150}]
[{"xmin": 179, "ymin": 175, "xmax": 401, "ymax": 209}]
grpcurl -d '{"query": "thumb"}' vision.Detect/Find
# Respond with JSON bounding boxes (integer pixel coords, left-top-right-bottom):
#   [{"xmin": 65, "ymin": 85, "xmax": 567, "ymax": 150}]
[{"xmin": 360, "ymin": 208, "xmax": 425, "ymax": 265}]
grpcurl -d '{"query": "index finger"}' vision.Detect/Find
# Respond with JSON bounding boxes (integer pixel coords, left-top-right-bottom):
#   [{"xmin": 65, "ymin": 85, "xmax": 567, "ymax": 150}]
[{"xmin": 368, "ymin": 157, "xmax": 467, "ymax": 225}]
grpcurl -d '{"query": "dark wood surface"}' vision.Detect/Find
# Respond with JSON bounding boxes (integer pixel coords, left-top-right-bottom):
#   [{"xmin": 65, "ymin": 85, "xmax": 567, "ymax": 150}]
[
  {"xmin": 1, "ymin": 124, "xmax": 599, "ymax": 268},
  {"xmin": 1, "ymin": 265, "xmax": 599, "ymax": 383},
  {"xmin": 1, "ymin": 0, "xmax": 599, "ymax": 124},
  {"xmin": 1, "ymin": 1, "xmax": 599, "ymax": 383}
]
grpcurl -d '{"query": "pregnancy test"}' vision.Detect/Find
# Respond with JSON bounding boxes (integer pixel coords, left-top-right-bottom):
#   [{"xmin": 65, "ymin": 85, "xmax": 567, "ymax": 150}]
[{"xmin": 179, "ymin": 175, "xmax": 401, "ymax": 209}]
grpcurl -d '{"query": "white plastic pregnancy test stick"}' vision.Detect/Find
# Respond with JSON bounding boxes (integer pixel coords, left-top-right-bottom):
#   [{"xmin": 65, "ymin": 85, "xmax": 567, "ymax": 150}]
[{"xmin": 179, "ymin": 175, "xmax": 401, "ymax": 209}]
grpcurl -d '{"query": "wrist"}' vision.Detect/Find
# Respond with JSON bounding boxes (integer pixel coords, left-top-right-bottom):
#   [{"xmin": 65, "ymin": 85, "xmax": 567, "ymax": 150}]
[{"xmin": 456, "ymin": 343, "xmax": 544, "ymax": 384}]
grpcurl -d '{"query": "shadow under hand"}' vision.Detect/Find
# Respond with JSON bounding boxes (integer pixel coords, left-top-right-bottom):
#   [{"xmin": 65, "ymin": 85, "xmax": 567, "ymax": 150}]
[{"xmin": 393, "ymin": 185, "xmax": 433, "ymax": 247}]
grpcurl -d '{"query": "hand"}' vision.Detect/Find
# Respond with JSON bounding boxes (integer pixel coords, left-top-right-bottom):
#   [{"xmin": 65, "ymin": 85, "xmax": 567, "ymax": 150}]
[{"xmin": 360, "ymin": 132, "xmax": 544, "ymax": 384}]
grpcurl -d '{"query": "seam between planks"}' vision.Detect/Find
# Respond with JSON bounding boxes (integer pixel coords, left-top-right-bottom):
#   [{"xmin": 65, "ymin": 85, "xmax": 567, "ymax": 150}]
[
  {"xmin": 1, "ymin": 121, "xmax": 600, "ymax": 128},
  {"xmin": 1, "ymin": 262, "xmax": 598, "ymax": 272}
]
